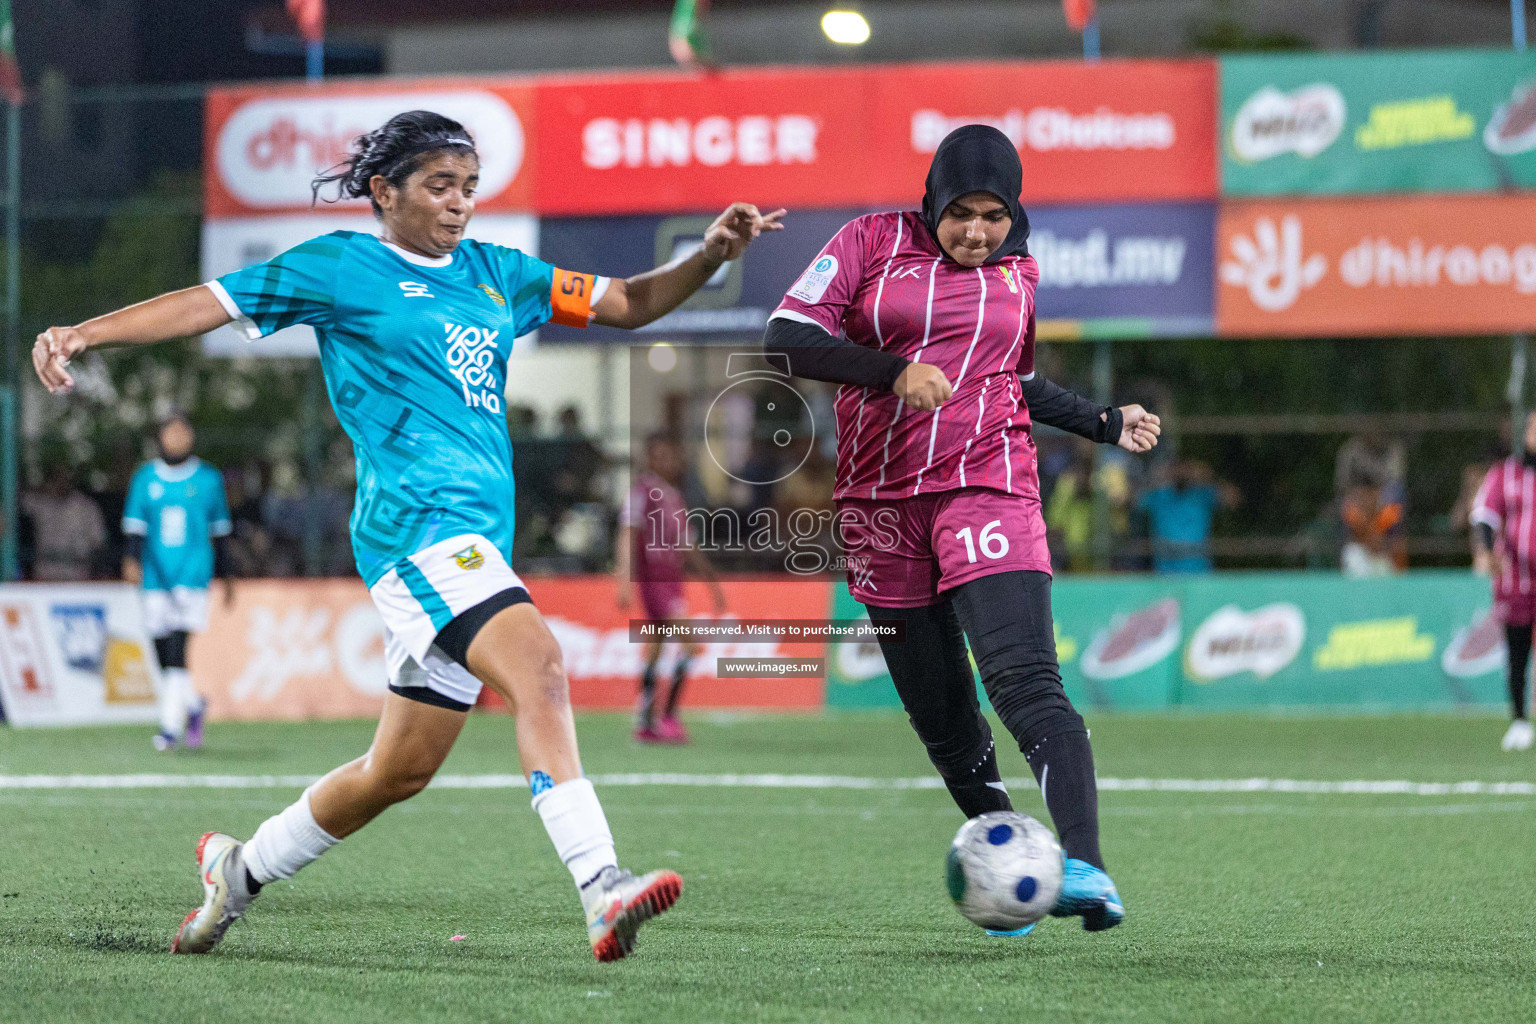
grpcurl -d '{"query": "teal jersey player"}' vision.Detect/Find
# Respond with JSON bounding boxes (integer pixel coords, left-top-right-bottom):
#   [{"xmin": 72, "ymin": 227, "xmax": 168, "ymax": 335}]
[
  {"xmin": 208, "ymin": 231, "xmax": 599, "ymax": 588},
  {"xmin": 122, "ymin": 457, "xmax": 232, "ymax": 592}
]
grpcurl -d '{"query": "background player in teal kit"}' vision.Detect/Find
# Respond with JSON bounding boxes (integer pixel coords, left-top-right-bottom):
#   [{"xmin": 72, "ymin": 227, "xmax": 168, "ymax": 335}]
[
  {"xmin": 122, "ymin": 413, "xmax": 233, "ymax": 751},
  {"xmin": 33, "ymin": 109, "xmax": 783, "ymax": 962}
]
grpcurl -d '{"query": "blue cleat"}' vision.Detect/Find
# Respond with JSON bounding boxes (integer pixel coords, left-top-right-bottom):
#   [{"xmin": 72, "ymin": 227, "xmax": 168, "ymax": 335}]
[
  {"xmin": 1050, "ymin": 858, "xmax": 1125, "ymax": 932},
  {"xmin": 984, "ymin": 923, "xmax": 1037, "ymax": 938}
]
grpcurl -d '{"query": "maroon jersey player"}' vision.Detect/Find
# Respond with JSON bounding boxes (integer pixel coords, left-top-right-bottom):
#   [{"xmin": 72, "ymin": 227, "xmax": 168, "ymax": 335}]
[
  {"xmin": 765, "ymin": 125, "xmax": 1160, "ymax": 934},
  {"xmin": 615, "ymin": 434, "xmax": 725, "ymax": 744},
  {"xmin": 1471, "ymin": 411, "xmax": 1536, "ymax": 751}
]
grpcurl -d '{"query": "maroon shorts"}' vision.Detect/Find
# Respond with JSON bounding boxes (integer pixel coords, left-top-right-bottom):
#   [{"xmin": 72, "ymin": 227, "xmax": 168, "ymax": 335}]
[
  {"xmin": 836, "ymin": 488, "xmax": 1052, "ymax": 608},
  {"xmin": 1497, "ymin": 591, "xmax": 1536, "ymax": 627},
  {"xmin": 638, "ymin": 581, "xmax": 687, "ymax": 622}
]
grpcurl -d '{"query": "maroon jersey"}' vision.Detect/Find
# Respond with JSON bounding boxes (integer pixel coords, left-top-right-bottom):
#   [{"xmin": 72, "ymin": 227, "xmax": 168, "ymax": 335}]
[
  {"xmin": 1472, "ymin": 458, "xmax": 1536, "ymax": 600},
  {"xmin": 621, "ymin": 471, "xmax": 689, "ymax": 583},
  {"xmin": 772, "ymin": 211, "xmax": 1041, "ymax": 502}
]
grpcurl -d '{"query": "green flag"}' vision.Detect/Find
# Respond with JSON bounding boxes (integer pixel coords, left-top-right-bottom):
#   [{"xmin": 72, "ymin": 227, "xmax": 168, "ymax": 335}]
[{"xmin": 669, "ymin": 0, "xmax": 712, "ymax": 67}]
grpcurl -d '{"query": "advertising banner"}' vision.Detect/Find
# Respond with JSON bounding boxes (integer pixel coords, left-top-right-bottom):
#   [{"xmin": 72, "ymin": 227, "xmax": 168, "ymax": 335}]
[
  {"xmin": 1217, "ymin": 194, "xmax": 1536, "ymax": 337},
  {"xmin": 826, "ymin": 572, "xmax": 1506, "ymax": 713},
  {"xmin": 187, "ymin": 577, "xmax": 830, "ymax": 721},
  {"xmin": 1031, "ymin": 201, "xmax": 1215, "ymax": 339},
  {"xmin": 1221, "ymin": 49, "xmax": 1536, "ymax": 196},
  {"xmin": 204, "ymin": 79, "xmax": 536, "ymax": 218},
  {"xmin": 532, "ymin": 59, "xmax": 1217, "ymax": 215},
  {"xmin": 0, "ymin": 584, "xmax": 162, "ymax": 728},
  {"xmin": 537, "ymin": 207, "xmax": 871, "ymax": 341}
]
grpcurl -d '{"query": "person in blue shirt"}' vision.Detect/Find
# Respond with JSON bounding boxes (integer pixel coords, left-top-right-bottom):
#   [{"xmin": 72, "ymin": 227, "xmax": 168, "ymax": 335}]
[
  {"xmin": 122, "ymin": 413, "xmax": 233, "ymax": 752},
  {"xmin": 33, "ymin": 109, "xmax": 785, "ymax": 962},
  {"xmin": 1136, "ymin": 459, "xmax": 1241, "ymax": 573}
]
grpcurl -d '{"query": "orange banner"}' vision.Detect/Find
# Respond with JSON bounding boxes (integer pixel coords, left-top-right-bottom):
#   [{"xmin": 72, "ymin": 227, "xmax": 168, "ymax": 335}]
[
  {"xmin": 190, "ymin": 577, "xmax": 830, "ymax": 721},
  {"xmin": 1217, "ymin": 194, "xmax": 1536, "ymax": 336}
]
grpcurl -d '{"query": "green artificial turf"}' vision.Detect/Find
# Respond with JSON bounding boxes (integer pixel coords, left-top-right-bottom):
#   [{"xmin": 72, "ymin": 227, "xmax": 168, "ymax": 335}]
[{"xmin": 2, "ymin": 712, "xmax": 1533, "ymax": 1023}]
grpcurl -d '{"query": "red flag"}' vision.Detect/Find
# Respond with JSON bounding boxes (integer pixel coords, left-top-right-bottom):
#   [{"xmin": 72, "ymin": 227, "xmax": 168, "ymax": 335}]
[
  {"xmin": 287, "ymin": 0, "xmax": 325, "ymax": 42},
  {"xmin": 1062, "ymin": 0, "xmax": 1096, "ymax": 33}
]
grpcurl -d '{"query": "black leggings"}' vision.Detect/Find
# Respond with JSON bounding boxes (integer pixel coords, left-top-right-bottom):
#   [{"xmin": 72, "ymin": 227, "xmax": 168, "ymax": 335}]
[
  {"xmin": 154, "ymin": 631, "xmax": 190, "ymax": 671},
  {"xmin": 866, "ymin": 569, "xmax": 1103, "ymax": 868},
  {"xmin": 1508, "ymin": 623, "xmax": 1533, "ymax": 720}
]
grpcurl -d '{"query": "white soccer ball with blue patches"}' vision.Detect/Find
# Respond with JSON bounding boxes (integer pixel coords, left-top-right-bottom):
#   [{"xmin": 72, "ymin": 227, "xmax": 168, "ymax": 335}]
[{"xmin": 946, "ymin": 811, "xmax": 1063, "ymax": 931}]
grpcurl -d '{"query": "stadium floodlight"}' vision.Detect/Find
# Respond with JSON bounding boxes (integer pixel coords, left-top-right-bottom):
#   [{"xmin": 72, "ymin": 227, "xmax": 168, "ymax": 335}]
[
  {"xmin": 821, "ymin": 10, "xmax": 871, "ymax": 45},
  {"xmin": 648, "ymin": 342, "xmax": 679, "ymax": 373}
]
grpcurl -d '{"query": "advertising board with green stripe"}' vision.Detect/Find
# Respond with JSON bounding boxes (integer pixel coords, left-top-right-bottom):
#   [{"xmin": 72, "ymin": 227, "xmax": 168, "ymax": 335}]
[{"xmin": 1221, "ymin": 49, "xmax": 1536, "ymax": 196}]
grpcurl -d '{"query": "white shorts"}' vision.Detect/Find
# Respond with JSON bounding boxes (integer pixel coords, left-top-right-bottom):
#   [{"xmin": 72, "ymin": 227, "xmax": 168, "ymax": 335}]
[
  {"xmin": 368, "ymin": 533, "xmax": 529, "ymax": 710},
  {"xmin": 142, "ymin": 587, "xmax": 211, "ymax": 637}
]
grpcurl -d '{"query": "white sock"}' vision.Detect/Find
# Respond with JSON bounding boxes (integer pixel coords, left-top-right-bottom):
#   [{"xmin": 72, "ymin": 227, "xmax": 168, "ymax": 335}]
[
  {"xmin": 157, "ymin": 667, "xmax": 187, "ymax": 736},
  {"xmin": 243, "ymin": 786, "xmax": 341, "ymax": 884},
  {"xmin": 532, "ymin": 777, "xmax": 617, "ymax": 889}
]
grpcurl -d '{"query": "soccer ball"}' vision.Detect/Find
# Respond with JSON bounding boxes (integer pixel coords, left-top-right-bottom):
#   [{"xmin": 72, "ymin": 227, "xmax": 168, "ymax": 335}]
[{"xmin": 945, "ymin": 811, "xmax": 1063, "ymax": 931}]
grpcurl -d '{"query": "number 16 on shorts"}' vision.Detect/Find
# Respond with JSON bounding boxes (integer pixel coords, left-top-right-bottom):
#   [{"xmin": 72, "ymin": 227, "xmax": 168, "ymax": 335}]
[{"xmin": 954, "ymin": 520, "xmax": 1010, "ymax": 563}]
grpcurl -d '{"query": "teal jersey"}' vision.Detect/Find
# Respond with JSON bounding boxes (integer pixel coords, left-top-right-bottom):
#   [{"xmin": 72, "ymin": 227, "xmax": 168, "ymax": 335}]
[
  {"xmin": 122, "ymin": 458, "xmax": 232, "ymax": 592},
  {"xmin": 211, "ymin": 231, "xmax": 599, "ymax": 587}
]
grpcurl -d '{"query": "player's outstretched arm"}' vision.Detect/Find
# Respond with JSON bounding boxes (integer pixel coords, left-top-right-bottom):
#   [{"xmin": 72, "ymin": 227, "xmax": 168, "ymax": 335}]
[
  {"xmin": 34, "ymin": 286, "xmax": 233, "ymax": 394},
  {"xmin": 592, "ymin": 203, "xmax": 785, "ymax": 330}
]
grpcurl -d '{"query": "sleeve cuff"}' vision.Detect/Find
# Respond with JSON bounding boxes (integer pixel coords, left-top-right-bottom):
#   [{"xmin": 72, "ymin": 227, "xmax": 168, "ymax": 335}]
[
  {"xmin": 770, "ymin": 307, "xmax": 839, "ymax": 335},
  {"xmin": 204, "ymin": 281, "xmax": 263, "ymax": 341},
  {"xmin": 121, "ymin": 518, "xmax": 148, "ymax": 536},
  {"xmin": 590, "ymin": 276, "xmax": 611, "ymax": 307},
  {"xmin": 1470, "ymin": 509, "xmax": 1503, "ymax": 529},
  {"xmin": 210, "ymin": 520, "xmax": 234, "ymax": 538}
]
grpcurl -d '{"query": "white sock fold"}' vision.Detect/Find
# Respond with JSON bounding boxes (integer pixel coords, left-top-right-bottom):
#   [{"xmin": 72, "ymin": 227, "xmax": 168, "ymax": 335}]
[
  {"xmin": 158, "ymin": 667, "xmax": 189, "ymax": 736},
  {"xmin": 532, "ymin": 777, "xmax": 617, "ymax": 889},
  {"xmin": 243, "ymin": 786, "xmax": 341, "ymax": 884}
]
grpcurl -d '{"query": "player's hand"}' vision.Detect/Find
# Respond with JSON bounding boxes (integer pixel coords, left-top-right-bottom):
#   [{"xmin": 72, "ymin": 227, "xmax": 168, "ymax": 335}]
[
  {"xmin": 222, "ymin": 577, "xmax": 236, "ymax": 609},
  {"xmin": 1487, "ymin": 547, "xmax": 1505, "ymax": 580},
  {"xmin": 712, "ymin": 587, "xmax": 727, "ymax": 615},
  {"xmin": 893, "ymin": 363, "xmax": 952, "ymax": 411},
  {"xmin": 701, "ymin": 203, "xmax": 786, "ymax": 264},
  {"xmin": 34, "ymin": 326, "xmax": 91, "ymax": 395},
  {"xmin": 121, "ymin": 558, "xmax": 141, "ymax": 585},
  {"xmin": 615, "ymin": 581, "xmax": 632, "ymax": 611},
  {"xmin": 1117, "ymin": 405, "xmax": 1161, "ymax": 454}
]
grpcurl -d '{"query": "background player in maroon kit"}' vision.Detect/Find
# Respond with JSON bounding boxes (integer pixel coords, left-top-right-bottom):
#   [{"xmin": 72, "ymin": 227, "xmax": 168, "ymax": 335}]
[
  {"xmin": 1471, "ymin": 411, "xmax": 1536, "ymax": 752},
  {"xmin": 765, "ymin": 125, "xmax": 1159, "ymax": 935},
  {"xmin": 616, "ymin": 433, "xmax": 726, "ymax": 744}
]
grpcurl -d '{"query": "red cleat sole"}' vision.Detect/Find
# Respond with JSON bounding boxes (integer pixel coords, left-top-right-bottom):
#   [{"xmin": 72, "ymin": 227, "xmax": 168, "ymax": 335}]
[{"xmin": 591, "ymin": 872, "xmax": 684, "ymax": 963}]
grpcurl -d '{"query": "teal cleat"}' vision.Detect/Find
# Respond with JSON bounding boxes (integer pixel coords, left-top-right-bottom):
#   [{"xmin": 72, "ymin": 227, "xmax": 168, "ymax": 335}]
[
  {"xmin": 1050, "ymin": 858, "xmax": 1125, "ymax": 932},
  {"xmin": 984, "ymin": 923, "xmax": 1037, "ymax": 938}
]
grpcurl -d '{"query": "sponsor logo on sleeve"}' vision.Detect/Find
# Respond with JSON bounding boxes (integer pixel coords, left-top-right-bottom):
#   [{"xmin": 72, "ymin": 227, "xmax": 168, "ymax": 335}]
[
  {"xmin": 788, "ymin": 255, "xmax": 839, "ymax": 304},
  {"xmin": 1230, "ymin": 84, "xmax": 1346, "ymax": 163}
]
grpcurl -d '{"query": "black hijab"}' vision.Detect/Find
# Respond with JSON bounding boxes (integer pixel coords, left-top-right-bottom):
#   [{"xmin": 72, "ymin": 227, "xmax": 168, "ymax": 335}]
[{"xmin": 920, "ymin": 124, "xmax": 1030, "ymax": 264}]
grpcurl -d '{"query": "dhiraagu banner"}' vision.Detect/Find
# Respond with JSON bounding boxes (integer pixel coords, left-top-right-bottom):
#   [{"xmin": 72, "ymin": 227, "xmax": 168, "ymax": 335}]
[
  {"xmin": 1221, "ymin": 49, "xmax": 1536, "ymax": 196},
  {"xmin": 825, "ymin": 572, "xmax": 1506, "ymax": 712}
]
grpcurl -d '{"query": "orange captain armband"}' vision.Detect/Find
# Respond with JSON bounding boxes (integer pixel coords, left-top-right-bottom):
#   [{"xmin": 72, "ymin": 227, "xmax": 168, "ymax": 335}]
[{"xmin": 550, "ymin": 268, "xmax": 599, "ymax": 328}]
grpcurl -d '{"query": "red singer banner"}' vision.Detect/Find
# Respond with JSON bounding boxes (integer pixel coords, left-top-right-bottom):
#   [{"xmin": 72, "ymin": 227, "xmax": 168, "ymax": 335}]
[
  {"xmin": 205, "ymin": 78, "xmax": 536, "ymax": 218},
  {"xmin": 1217, "ymin": 194, "xmax": 1536, "ymax": 337},
  {"xmin": 532, "ymin": 59, "xmax": 1217, "ymax": 214}
]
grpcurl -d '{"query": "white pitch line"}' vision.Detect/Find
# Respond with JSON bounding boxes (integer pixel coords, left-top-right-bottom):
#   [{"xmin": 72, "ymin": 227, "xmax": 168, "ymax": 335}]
[{"xmin": 0, "ymin": 773, "xmax": 1532, "ymax": 796}]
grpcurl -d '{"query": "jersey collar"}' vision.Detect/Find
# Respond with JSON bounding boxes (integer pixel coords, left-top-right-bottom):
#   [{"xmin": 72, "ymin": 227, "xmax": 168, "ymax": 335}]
[
  {"xmin": 378, "ymin": 237, "xmax": 454, "ymax": 269},
  {"xmin": 153, "ymin": 456, "xmax": 201, "ymax": 482}
]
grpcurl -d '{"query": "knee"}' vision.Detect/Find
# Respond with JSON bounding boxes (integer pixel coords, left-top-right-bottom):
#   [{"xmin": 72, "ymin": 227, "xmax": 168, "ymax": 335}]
[{"xmin": 524, "ymin": 640, "xmax": 571, "ymax": 713}]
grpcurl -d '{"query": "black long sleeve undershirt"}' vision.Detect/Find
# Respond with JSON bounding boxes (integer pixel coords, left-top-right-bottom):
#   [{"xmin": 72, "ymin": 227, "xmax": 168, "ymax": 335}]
[
  {"xmin": 763, "ymin": 314, "xmax": 1121, "ymax": 445},
  {"xmin": 1019, "ymin": 373, "xmax": 1123, "ymax": 445},
  {"xmin": 763, "ymin": 315, "xmax": 909, "ymax": 391}
]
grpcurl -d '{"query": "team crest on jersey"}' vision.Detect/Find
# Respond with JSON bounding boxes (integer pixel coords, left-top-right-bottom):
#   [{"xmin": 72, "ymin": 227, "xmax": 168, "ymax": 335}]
[
  {"xmin": 477, "ymin": 283, "xmax": 506, "ymax": 307},
  {"xmin": 451, "ymin": 545, "xmax": 485, "ymax": 571},
  {"xmin": 997, "ymin": 266, "xmax": 1019, "ymax": 294}
]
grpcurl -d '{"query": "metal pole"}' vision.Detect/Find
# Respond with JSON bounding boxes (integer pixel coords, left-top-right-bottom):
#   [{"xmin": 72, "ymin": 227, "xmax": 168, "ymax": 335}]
[
  {"xmin": 1515, "ymin": 0, "xmax": 1528, "ymax": 51},
  {"xmin": 299, "ymin": 37, "xmax": 324, "ymax": 575},
  {"xmin": 2, "ymin": 98, "xmax": 18, "ymax": 581},
  {"xmin": 1083, "ymin": 16, "xmax": 1101, "ymax": 61},
  {"xmin": 305, "ymin": 39, "xmax": 324, "ymax": 80},
  {"xmin": 1512, "ymin": 335, "xmax": 1529, "ymax": 459}
]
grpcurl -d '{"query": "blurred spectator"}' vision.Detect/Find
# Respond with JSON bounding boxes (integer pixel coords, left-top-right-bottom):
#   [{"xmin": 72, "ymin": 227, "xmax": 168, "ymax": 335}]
[
  {"xmin": 1137, "ymin": 460, "xmax": 1240, "ymax": 574},
  {"xmin": 22, "ymin": 474, "xmax": 106, "ymax": 581},
  {"xmin": 1340, "ymin": 481, "xmax": 1405, "ymax": 576},
  {"xmin": 1046, "ymin": 457, "xmax": 1094, "ymax": 572},
  {"xmin": 1336, "ymin": 431, "xmax": 1406, "ymax": 499}
]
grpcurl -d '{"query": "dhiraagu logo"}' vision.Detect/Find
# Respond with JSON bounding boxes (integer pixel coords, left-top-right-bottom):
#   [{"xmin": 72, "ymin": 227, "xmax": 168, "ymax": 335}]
[{"xmin": 442, "ymin": 322, "xmax": 503, "ymax": 413}]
